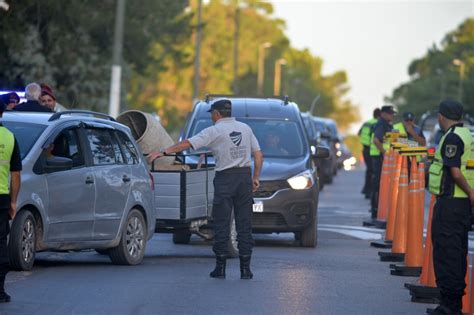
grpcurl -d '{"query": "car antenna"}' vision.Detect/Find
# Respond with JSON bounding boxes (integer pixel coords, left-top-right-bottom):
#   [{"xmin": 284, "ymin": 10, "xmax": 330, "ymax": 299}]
[{"xmin": 309, "ymin": 94, "xmax": 320, "ymax": 115}]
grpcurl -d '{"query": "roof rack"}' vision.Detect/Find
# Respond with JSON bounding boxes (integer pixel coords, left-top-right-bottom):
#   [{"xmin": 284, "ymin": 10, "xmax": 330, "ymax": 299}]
[
  {"xmin": 204, "ymin": 94, "xmax": 290, "ymax": 104},
  {"xmin": 48, "ymin": 110, "xmax": 116, "ymax": 122}
]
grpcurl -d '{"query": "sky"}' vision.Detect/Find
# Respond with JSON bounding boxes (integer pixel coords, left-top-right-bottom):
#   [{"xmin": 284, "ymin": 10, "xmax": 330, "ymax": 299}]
[{"xmin": 270, "ymin": 0, "xmax": 473, "ymax": 132}]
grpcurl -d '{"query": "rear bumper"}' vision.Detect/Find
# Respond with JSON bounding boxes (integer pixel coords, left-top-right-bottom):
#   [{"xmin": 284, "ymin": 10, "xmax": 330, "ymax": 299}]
[{"xmin": 252, "ymin": 184, "xmax": 318, "ymax": 233}]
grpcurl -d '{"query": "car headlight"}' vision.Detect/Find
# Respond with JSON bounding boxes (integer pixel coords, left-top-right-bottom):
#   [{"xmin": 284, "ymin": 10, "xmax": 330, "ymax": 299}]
[{"xmin": 287, "ymin": 170, "xmax": 314, "ymax": 190}]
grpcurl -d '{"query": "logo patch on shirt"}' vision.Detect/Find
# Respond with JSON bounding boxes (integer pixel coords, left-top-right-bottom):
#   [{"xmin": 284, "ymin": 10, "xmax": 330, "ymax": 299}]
[
  {"xmin": 229, "ymin": 131, "xmax": 242, "ymax": 146},
  {"xmin": 445, "ymin": 144, "xmax": 457, "ymax": 158}
]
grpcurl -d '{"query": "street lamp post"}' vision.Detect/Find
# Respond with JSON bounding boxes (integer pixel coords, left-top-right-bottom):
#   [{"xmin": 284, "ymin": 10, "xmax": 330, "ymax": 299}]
[
  {"xmin": 273, "ymin": 58, "xmax": 287, "ymax": 96},
  {"xmin": 453, "ymin": 59, "xmax": 466, "ymax": 103},
  {"xmin": 192, "ymin": 0, "xmax": 203, "ymax": 103},
  {"xmin": 257, "ymin": 42, "xmax": 271, "ymax": 95},
  {"xmin": 108, "ymin": 0, "xmax": 126, "ymax": 117}
]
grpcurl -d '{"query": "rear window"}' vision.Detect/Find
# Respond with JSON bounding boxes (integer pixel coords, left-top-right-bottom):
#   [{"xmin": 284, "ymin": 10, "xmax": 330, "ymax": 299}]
[{"xmin": 3, "ymin": 121, "xmax": 46, "ymax": 159}]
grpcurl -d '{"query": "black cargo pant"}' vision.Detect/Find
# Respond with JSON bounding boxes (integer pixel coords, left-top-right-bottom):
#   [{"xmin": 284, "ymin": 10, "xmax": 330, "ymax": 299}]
[
  {"xmin": 212, "ymin": 167, "xmax": 254, "ymax": 256},
  {"xmin": 362, "ymin": 145, "xmax": 373, "ymax": 195},
  {"xmin": 432, "ymin": 197, "xmax": 470, "ymax": 312},
  {"xmin": 0, "ymin": 209, "xmax": 10, "ymax": 292},
  {"xmin": 371, "ymin": 155, "xmax": 383, "ymax": 217}
]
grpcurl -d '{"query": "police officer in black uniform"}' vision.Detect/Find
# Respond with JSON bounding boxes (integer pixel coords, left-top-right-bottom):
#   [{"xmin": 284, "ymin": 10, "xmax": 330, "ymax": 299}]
[
  {"xmin": 428, "ymin": 100, "xmax": 474, "ymax": 315},
  {"xmin": 0, "ymin": 98, "xmax": 22, "ymax": 303},
  {"xmin": 148, "ymin": 99, "xmax": 263, "ymax": 279},
  {"xmin": 370, "ymin": 105, "xmax": 396, "ymax": 218}
]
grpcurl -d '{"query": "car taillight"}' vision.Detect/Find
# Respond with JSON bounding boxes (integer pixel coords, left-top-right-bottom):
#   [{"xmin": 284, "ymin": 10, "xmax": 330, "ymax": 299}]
[
  {"xmin": 149, "ymin": 172, "xmax": 155, "ymax": 191},
  {"xmin": 427, "ymin": 147, "xmax": 436, "ymax": 155}
]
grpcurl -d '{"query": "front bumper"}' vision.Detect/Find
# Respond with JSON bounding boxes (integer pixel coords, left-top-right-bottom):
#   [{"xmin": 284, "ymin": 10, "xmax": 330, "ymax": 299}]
[{"xmin": 252, "ymin": 181, "xmax": 318, "ymax": 233}]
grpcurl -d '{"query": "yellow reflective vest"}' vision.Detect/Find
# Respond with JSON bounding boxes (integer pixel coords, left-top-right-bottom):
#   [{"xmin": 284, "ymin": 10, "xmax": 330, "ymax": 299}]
[
  {"xmin": 359, "ymin": 118, "xmax": 378, "ymax": 146},
  {"xmin": 0, "ymin": 127, "xmax": 14, "ymax": 195},
  {"xmin": 428, "ymin": 126, "xmax": 474, "ymax": 198}
]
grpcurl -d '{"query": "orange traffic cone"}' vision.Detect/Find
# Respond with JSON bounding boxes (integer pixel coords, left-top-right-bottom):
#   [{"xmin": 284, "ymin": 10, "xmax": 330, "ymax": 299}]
[
  {"xmin": 391, "ymin": 157, "xmax": 424, "ymax": 276},
  {"xmin": 469, "ymin": 256, "xmax": 474, "ymax": 314},
  {"xmin": 407, "ymin": 194, "xmax": 440, "ymax": 304},
  {"xmin": 379, "ymin": 155, "xmax": 408, "ymax": 262},
  {"xmin": 463, "ymin": 260, "xmax": 470, "ymax": 314}
]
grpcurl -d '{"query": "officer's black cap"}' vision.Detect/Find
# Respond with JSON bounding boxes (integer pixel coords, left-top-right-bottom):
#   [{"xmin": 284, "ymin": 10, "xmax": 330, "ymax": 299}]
[
  {"xmin": 438, "ymin": 99, "xmax": 463, "ymax": 121},
  {"xmin": 207, "ymin": 99, "xmax": 232, "ymax": 112},
  {"xmin": 403, "ymin": 112, "xmax": 415, "ymax": 121},
  {"xmin": 381, "ymin": 105, "xmax": 396, "ymax": 115}
]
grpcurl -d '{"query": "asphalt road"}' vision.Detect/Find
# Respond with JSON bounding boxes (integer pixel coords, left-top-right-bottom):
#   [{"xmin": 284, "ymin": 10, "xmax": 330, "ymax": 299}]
[{"xmin": 1, "ymin": 168, "xmax": 435, "ymax": 315}]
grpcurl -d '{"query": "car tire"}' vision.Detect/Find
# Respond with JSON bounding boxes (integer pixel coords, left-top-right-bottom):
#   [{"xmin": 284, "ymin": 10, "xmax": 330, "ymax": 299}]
[
  {"xmin": 109, "ymin": 209, "xmax": 147, "ymax": 265},
  {"xmin": 172, "ymin": 232, "xmax": 192, "ymax": 244},
  {"xmin": 300, "ymin": 214, "xmax": 317, "ymax": 248},
  {"xmin": 325, "ymin": 175, "xmax": 333, "ymax": 184},
  {"xmin": 8, "ymin": 210, "xmax": 36, "ymax": 271},
  {"xmin": 227, "ymin": 212, "xmax": 238, "ymax": 258}
]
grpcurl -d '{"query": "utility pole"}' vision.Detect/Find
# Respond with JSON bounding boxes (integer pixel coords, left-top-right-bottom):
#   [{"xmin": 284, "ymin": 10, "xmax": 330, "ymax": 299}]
[
  {"xmin": 273, "ymin": 58, "xmax": 286, "ymax": 96},
  {"xmin": 257, "ymin": 42, "xmax": 271, "ymax": 95},
  {"xmin": 453, "ymin": 59, "xmax": 465, "ymax": 103},
  {"xmin": 232, "ymin": 3, "xmax": 240, "ymax": 94},
  {"xmin": 108, "ymin": 0, "xmax": 126, "ymax": 117},
  {"xmin": 192, "ymin": 0, "xmax": 203, "ymax": 102}
]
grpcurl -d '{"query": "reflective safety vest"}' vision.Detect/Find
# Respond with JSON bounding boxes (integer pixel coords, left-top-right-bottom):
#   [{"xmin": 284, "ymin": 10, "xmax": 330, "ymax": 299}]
[
  {"xmin": 0, "ymin": 127, "xmax": 14, "ymax": 195},
  {"xmin": 369, "ymin": 121, "xmax": 391, "ymax": 156},
  {"xmin": 428, "ymin": 126, "xmax": 474, "ymax": 197},
  {"xmin": 393, "ymin": 122, "xmax": 406, "ymax": 136},
  {"xmin": 360, "ymin": 118, "xmax": 378, "ymax": 146}
]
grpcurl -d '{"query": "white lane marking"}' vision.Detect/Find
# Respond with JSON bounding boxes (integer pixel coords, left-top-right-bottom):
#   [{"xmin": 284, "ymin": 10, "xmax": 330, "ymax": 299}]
[
  {"xmin": 319, "ymin": 228, "xmax": 383, "ymax": 240},
  {"xmin": 318, "ymin": 224, "xmax": 385, "ymax": 233}
]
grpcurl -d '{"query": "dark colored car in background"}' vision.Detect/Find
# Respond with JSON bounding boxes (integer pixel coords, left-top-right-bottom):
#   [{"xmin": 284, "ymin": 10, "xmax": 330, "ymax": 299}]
[
  {"xmin": 180, "ymin": 96, "xmax": 329, "ymax": 247},
  {"xmin": 301, "ymin": 112, "xmax": 334, "ymax": 187}
]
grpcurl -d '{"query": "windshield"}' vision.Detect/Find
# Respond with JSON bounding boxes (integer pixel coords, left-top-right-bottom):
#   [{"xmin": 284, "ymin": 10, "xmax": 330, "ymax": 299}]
[
  {"xmin": 188, "ymin": 118, "xmax": 307, "ymax": 158},
  {"xmin": 2, "ymin": 121, "xmax": 47, "ymax": 159}
]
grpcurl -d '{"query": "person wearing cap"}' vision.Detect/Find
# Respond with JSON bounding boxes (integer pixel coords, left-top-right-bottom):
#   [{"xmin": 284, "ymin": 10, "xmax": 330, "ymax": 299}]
[
  {"xmin": 148, "ymin": 99, "xmax": 263, "ymax": 280},
  {"xmin": 428, "ymin": 100, "xmax": 474, "ymax": 315},
  {"xmin": 40, "ymin": 84, "xmax": 57, "ymax": 111},
  {"xmin": 358, "ymin": 108, "xmax": 381, "ymax": 199},
  {"xmin": 14, "ymin": 82, "xmax": 53, "ymax": 113},
  {"xmin": 369, "ymin": 105, "xmax": 396, "ymax": 219},
  {"xmin": 393, "ymin": 112, "xmax": 426, "ymax": 146},
  {"xmin": 0, "ymin": 97, "xmax": 22, "ymax": 303}
]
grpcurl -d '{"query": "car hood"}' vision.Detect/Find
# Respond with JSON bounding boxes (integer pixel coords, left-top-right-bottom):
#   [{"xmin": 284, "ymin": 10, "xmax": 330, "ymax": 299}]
[{"xmin": 259, "ymin": 156, "xmax": 310, "ymax": 181}]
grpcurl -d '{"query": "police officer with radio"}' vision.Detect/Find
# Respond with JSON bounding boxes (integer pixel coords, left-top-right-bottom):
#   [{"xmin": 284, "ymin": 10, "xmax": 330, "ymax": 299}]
[
  {"xmin": 393, "ymin": 112, "xmax": 426, "ymax": 146},
  {"xmin": 369, "ymin": 105, "xmax": 396, "ymax": 219},
  {"xmin": 0, "ymin": 98, "xmax": 22, "ymax": 303},
  {"xmin": 358, "ymin": 108, "xmax": 381, "ymax": 199},
  {"xmin": 148, "ymin": 99, "xmax": 263, "ymax": 280},
  {"xmin": 428, "ymin": 100, "xmax": 474, "ymax": 315}
]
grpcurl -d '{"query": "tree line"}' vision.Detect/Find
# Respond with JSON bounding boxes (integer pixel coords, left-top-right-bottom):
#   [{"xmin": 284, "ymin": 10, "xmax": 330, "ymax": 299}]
[
  {"xmin": 388, "ymin": 18, "xmax": 473, "ymax": 121},
  {"xmin": 0, "ymin": 0, "xmax": 359, "ymax": 132}
]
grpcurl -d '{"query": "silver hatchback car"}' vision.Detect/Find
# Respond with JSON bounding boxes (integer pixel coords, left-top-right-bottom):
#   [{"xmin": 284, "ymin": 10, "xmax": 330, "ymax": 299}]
[{"xmin": 2, "ymin": 110, "xmax": 155, "ymax": 270}]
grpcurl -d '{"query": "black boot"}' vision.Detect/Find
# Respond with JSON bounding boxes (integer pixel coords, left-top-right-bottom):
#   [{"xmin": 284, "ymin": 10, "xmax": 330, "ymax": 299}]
[
  {"xmin": 0, "ymin": 273, "xmax": 10, "ymax": 303},
  {"xmin": 240, "ymin": 255, "xmax": 253, "ymax": 280},
  {"xmin": 210, "ymin": 255, "xmax": 226, "ymax": 279}
]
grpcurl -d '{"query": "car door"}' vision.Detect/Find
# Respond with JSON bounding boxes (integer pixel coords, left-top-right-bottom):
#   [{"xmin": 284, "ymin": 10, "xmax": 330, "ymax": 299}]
[
  {"xmin": 45, "ymin": 127, "xmax": 96, "ymax": 241},
  {"xmin": 84, "ymin": 127, "xmax": 132, "ymax": 240}
]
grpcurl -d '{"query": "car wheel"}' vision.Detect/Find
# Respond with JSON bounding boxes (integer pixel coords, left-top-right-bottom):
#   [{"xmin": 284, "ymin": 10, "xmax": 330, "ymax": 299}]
[
  {"xmin": 9, "ymin": 210, "xmax": 36, "ymax": 271},
  {"xmin": 227, "ymin": 212, "xmax": 238, "ymax": 258},
  {"xmin": 325, "ymin": 174, "xmax": 333, "ymax": 184},
  {"xmin": 109, "ymin": 209, "xmax": 146, "ymax": 265},
  {"xmin": 294, "ymin": 232, "xmax": 301, "ymax": 241},
  {"xmin": 173, "ymin": 232, "xmax": 191, "ymax": 244},
  {"xmin": 300, "ymin": 214, "xmax": 317, "ymax": 248}
]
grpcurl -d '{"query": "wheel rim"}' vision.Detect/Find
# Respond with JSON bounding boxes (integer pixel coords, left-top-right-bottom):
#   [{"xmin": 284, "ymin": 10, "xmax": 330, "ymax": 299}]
[
  {"xmin": 22, "ymin": 218, "xmax": 35, "ymax": 264},
  {"xmin": 125, "ymin": 215, "xmax": 144, "ymax": 259}
]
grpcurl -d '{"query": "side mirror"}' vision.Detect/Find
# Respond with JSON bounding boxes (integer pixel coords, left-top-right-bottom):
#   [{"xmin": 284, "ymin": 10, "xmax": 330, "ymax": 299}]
[
  {"xmin": 312, "ymin": 145, "xmax": 330, "ymax": 159},
  {"xmin": 44, "ymin": 156, "xmax": 73, "ymax": 173}
]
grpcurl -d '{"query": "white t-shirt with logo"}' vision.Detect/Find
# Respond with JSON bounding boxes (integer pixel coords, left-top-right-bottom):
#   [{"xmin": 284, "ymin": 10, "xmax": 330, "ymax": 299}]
[{"xmin": 188, "ymin": 117, "xmax": 260, "ymax": 171}]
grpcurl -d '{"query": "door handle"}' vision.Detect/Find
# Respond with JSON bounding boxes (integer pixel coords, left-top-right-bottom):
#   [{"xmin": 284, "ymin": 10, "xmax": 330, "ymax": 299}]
[
  {"xmin": 85, "ymin": 177, "xmax": 94, "ymax": 184},
  {"xmin": 122, "ymin": 175, "xmax": 131, "ymax": 183}
]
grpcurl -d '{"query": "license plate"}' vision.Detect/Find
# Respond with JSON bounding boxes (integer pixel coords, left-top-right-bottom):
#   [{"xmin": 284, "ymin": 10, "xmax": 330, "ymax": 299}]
[{"xmin": 253, "ymin": 201, "xmax": 263, "ymax": 213}]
